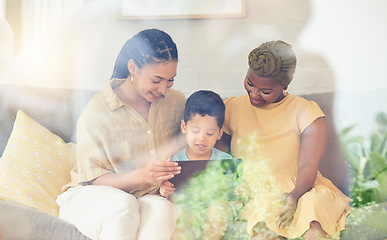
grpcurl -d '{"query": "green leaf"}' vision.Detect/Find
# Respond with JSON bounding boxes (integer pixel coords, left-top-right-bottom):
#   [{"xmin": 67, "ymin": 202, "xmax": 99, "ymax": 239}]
[
  {"xmin": 370, "ymin": 133, "xmax": 387, "ymax": 154},
  {"xmin": 375, "ymin": 112, "xmax": 387, "ymax": 128},
  {"xmin": 377, "ymin": 134, "xmax": 387, "ymax": 156},
  {"xmin": 375, "ymin": 171, "xmax": 387, "ymax": 201},
  {"xmin": 358, "ymin": 156, "xmax": 369, "ymax": 179},
  {"xmin": 369, "ymin": 153, "xmax": 387, "ymax": 175},
  {"xmin": 341, "ymin": 112, "xmax": 387, "ymax": 207},
  {"xmin": 341, "ymin": 125, "xmax": 357, "ymax": 136},
  {"xmin": 359, "ymin": 180, "xmax": 380, "ymax": 190}
]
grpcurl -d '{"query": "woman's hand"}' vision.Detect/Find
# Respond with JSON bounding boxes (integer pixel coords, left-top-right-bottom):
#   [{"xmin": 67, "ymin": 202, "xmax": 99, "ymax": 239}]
[
  {"xmin": 159, "ymin": 180, "xmax": 175, "ymax": 198},
  {"xmin": 92, "ymin": 158, "xmax": 180, "ymax": 193},
  {"xmin": 143, "ymin": 158, "xmax": 181, "ymax": 184},
  {"xmin": 276, "ymin": 193, "xmax": 297, "ymax": 228}
]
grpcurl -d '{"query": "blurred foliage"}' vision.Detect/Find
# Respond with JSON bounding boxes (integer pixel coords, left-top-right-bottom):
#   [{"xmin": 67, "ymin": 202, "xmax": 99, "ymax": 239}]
[
  {"xmin": 340, "ymin": 112, "xmax": 387, "ymax": 208},
  {"xmin": 171, "ymin": 159, "xmax": 249, "ymax": 240},
  {"xmin": 341, "ymin": 202, "xmax": 387, "ymax": 239}
]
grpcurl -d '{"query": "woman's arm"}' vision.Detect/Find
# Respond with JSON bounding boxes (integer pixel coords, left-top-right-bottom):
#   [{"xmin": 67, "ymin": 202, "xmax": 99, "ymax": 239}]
[
  {"xmin": 290, "ymin": 116, "xmax": 328, "ymax": 201},
  {"xmin": 93, "ymin": 159, "xmax": 181, "ymax": 193},
  {"xmin": 277, "ymin": 116, "xmax": 328, "ymax": 228}
]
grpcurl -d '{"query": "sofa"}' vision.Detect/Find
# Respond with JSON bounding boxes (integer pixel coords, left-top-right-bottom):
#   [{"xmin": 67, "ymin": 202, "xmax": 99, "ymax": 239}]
[
  {"xmin": 0, "ymin": 83, "xmax": 350, "ymax": 239},
  {"xmin": 0, "ymin": 83, "xmax": 94, "ymax": 240}
]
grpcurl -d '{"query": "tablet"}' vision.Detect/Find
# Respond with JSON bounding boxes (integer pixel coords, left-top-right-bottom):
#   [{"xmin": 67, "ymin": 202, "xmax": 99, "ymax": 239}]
[
  {"xmin": 170, "ymin": 158, "xmax": 246, "ymax": 239},
  {"xmin": 169, "ymin": 158, "xmax": 242, "ymax": 192}
]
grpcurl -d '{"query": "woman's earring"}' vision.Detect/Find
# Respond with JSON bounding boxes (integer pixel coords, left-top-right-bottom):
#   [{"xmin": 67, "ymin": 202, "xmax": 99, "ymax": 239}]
[
  {"xmin": 283, "ymin": 89, "xmax": 288, "ymax": 96},
  {"xmin": 130, "ymin": 75, "xmax": 134, "ymax": 84}
]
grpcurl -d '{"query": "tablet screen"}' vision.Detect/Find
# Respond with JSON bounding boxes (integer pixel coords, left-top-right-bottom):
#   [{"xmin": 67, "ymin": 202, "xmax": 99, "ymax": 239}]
[
  {"xmin": 170, "ymin": 158, "xmax": 246, "ymax": 238},
  {"xmin": 170, "ymin": 158, "xmax": 242, "ymax": 192}
]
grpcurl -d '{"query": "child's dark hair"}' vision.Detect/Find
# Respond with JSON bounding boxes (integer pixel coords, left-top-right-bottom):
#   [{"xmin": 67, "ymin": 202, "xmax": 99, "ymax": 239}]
[
  {"xmin": 111, "ymin": 28, "xmax": 178, "ymax": 79},
  {"xmin": 184, "ymin": 90, "xmax": 225, "ymax": 128}
]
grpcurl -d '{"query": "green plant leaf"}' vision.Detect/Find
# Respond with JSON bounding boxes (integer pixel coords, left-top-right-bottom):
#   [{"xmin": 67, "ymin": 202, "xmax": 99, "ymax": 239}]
[
  {"xmin": 377, "ymin": 134, "xmax": 387, "ymax": 157},
  {"xmin": 369, "ymin": 153, "xmax": 387, "ymax": 175},
  {"xmin": 359, "ymin": 180, "xmax": 380, "ymax": 190},
  {"xmin": 358, "ymin": 156, "xmax": 369, "ymax": 179},
  {"xmin": 375, "ymin": 171, "xmax": 387, "ymax": 201},
  {"xmin": 375, "ymin": 112, "xmax": 387, "ymax": 129},
  {"xmin": 370, "ymin": 133, "xmax": 387, "ymax": 154},
  {"xmin": 341, "ymin": 125, "xmax": 355, "ymax": 137},
  {"xmin": 340, "ymin": 112, "xmax": 387, "ymax": 207}
]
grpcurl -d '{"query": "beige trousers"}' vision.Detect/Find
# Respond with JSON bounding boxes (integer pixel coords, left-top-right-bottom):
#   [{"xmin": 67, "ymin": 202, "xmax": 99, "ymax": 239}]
[{"xmin": 56, "ymin": 185, "xmax": 177, "ymax": 240}]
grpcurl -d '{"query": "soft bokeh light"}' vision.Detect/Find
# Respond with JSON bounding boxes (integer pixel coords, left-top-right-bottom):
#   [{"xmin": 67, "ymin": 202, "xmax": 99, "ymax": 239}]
[{"xmin": 19, "ymin": 43, "xmax": 46, "ymax": 66}]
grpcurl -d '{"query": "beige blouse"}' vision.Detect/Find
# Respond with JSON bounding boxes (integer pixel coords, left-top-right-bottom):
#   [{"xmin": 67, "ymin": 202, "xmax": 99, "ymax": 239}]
[{"xmin": 64, "ymin": 79, "xmax": 186, "ymax": 198}]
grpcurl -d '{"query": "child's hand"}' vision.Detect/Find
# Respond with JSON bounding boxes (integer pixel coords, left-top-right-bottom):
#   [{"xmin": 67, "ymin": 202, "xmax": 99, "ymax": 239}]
[
  {"xmin": 275, "ymin": 193, "xmax": 297, "ymax": 228},
  {"xmin": 159, "ymin": 180, "xmax": 175, "ymax": 198}
]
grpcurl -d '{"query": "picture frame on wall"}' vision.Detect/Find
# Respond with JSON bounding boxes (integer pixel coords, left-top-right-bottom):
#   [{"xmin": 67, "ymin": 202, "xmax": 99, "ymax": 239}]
[{"xmin": 118, "ymin": 0, "xmax": 246, "ymax": 19}]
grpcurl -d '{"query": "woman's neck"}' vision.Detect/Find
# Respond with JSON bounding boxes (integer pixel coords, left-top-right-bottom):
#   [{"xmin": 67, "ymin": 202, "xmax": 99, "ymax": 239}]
[
  {"xmin": 115, "ymin": 79, "xmax": 151, "ymax": 114},
  {"xmin": 274, "ymin": 93, "xmax": 286, "ymax": 103}
]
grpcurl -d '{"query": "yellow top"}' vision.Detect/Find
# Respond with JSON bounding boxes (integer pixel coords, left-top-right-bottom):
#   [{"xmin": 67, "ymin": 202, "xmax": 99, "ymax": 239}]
[
  {"xmin": 64, "ymin": 78, "xmax": 186, "ymax": 198},
  {"xmin": 224, "ymin": 94, "xmax": 324, "ymax": 178},
  {"xmin": 224, "ymin": 94, "xmax": 351, "ymax": 239}
]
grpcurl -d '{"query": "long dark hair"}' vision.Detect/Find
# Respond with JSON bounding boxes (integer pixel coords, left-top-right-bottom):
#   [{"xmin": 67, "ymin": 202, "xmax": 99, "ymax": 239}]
[{"xmin": 111, "ymin": 29, "xmax": 178, "ymax": 79}]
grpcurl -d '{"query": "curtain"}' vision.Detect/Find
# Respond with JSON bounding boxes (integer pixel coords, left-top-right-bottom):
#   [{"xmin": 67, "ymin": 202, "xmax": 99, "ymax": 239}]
[{"xmin": 21, "ymin": 0, "xmax": 84, "ymax": 47}]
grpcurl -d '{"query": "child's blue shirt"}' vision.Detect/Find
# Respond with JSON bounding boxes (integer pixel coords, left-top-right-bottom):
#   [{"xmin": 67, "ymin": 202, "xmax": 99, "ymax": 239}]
[{"xmin": 172, "ymin": 147, "xmax": 233, "ymax": 161}]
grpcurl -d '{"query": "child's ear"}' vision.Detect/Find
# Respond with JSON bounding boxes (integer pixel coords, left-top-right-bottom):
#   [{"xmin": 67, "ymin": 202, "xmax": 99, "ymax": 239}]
[
  {"xmin": 217, "ymin": 127, "xmax": 224, "ymax": 140},
  {"xmin": 181, "ymin": 119, "xmax": 187, "ymax": 134}
]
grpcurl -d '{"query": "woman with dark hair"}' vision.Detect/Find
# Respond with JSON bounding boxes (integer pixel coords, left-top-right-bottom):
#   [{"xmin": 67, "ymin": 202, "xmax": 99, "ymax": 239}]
[{"xmin": 57, "ymin": 29, "xmax": 186, "ymax": 240}]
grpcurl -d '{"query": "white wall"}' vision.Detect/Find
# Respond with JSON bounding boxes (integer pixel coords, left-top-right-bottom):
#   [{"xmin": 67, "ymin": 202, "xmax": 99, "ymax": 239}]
[
  {"xmin": 0, "ymin": 15, "xmax": 13, "ymax": 72},
  {"xmin": 298, "ymin": 0, "xmax": 387, "ymax": 136},
  {"xmin": 300, "ymin": 0, "xmax": 387, "ymax": 93},
  {"xmin": 0, "ymin": 0, "xmax": 5, "ymax": 19},
  {"xmin": 1, "ymin": 0, "xmax": 386, "ymax": 135}
]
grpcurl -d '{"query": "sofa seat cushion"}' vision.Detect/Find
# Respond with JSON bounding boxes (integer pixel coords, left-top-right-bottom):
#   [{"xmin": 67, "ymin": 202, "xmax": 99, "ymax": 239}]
[
  {"xmin": 0, "ymin": 110, "xmax": 75, "ymax": 216},
  {"xmin": 0, "ymin": 200, "xmax": 90, "ymax": 240}
]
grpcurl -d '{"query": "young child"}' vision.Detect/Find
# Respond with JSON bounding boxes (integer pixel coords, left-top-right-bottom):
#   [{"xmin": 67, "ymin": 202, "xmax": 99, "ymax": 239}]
[
  {"xmin": 160, "ymin": 90, "xmax": 232, "ymax": 198},
  {"xmin": 166, "ymin": 90, "xmax": 234, "ymax": 240},
  {"xmin": 173, "ymin": 90, "xmax": 233, "ymax": 161}
]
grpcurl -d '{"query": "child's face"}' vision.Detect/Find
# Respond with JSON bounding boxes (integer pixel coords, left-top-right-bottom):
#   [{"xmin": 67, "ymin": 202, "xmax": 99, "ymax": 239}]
[{"xmin": 181, "ymin": 114, "xmax": 223, "ymax": 160}]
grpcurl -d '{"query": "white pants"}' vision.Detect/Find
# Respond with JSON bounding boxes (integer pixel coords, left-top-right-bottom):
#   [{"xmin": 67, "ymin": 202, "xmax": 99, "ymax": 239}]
[{"xmin": 56, "ymin": 185, "xmax": 177, "ymax": 240}]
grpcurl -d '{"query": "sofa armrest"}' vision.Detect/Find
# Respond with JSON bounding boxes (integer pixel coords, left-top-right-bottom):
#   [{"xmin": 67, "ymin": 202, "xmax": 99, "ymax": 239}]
[{"xmin": 0, "ymin": 201, "xmax": 90, "ymax": 240}]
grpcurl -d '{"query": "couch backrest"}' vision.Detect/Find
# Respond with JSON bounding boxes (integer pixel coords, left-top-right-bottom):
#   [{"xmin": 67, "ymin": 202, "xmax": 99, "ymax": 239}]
[
  {"xmin": 0, "ymin": 84, "xmax": 349, "ymax": 195},
  {"xmin": 0, "ymin": 84, "xmax": 96, "ymax": 154}
]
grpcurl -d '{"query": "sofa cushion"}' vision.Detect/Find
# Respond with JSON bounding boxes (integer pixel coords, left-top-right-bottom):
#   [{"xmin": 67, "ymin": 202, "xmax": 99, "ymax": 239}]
[
  {"xmin": 0, "ymin": 84, "xmax": 97, "ymax": 155},
  {"xmin": 0, "ymin": 200, "xmax": 90, "ymax": 240},
  {"xmin": 0, "ymin": 110, "xmax": 75, "ymax": 217}
]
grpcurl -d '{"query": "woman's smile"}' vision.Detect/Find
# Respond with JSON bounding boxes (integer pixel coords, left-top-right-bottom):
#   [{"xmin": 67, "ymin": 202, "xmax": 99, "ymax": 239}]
[
  {"xmin": 150, "ymin": 91, "xmax": 163, "ymax": 100},
  {"xmin": 249, "ymin": 95, "xmax": 265, "ymax": 107}
]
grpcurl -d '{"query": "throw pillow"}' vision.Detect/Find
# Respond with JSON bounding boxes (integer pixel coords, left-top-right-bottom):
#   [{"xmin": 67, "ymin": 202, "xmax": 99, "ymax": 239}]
[{"xmin": 0, "ymin": 110, "xmax": 76, "ymax": 217}]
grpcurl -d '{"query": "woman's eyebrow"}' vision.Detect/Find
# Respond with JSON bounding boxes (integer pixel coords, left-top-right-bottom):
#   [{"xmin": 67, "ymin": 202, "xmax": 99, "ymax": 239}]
[
  {"xmin": 153, "ymin": 73, "xmax": 177, "ymax": 80},
  {"xmin": 247, "ymin": 77, "xmax": 273, "ymax": 91}
]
